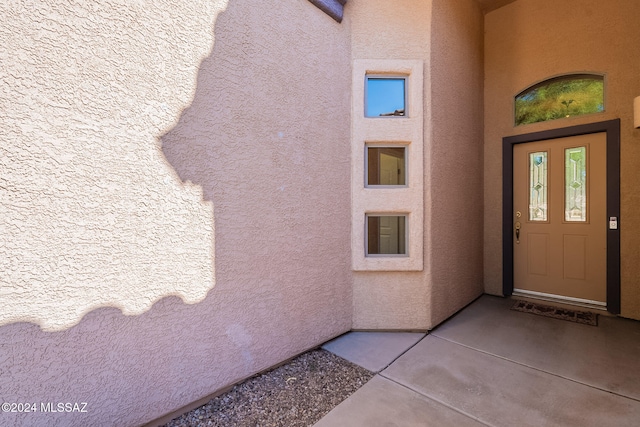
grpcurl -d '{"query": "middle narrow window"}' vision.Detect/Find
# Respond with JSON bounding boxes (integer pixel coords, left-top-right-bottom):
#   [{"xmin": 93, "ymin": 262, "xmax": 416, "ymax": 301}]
[{"xmin": 366, "ymin": 146, "xmax": 407, "ymax": 186}]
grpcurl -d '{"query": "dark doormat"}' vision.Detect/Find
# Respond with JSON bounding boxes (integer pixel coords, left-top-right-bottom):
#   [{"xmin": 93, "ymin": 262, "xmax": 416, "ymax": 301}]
[{"xmin": 511, "ymin": 300, "xmax": 598, "ymax": 326}]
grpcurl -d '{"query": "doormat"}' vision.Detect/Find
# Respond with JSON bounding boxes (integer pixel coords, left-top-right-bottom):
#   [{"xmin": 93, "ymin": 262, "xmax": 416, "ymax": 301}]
[{"xmin": 511, "ymin": 300, "xmax": 598, "ymax": 326}]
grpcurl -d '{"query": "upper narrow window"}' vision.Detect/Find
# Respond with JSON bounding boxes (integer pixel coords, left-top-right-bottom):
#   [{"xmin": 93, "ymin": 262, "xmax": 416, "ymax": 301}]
[
  {"xmin": 515, "ymin": 74, "xmax": 604, "ymax": 126},
  {"xmin": 365, "ymin": 76, "xmax": 407, "ymax": 117}
]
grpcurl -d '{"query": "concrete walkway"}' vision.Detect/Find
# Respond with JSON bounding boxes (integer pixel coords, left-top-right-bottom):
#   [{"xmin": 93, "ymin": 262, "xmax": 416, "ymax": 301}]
[{"xmin": 315, "ymin": 295, "xmax": 640, "ymax": 427}]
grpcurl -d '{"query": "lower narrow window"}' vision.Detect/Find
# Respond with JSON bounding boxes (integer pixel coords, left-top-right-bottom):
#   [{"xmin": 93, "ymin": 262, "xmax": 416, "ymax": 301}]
[{"xmin": 366, "ymin": 215, "xmax": 407, "ymax": 256}]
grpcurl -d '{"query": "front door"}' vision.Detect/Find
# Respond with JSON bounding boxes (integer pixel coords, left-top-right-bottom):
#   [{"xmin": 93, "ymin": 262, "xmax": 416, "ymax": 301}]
[{"xmin": 512, "ymin": 133, "xmax": 607, "ymax": 305}]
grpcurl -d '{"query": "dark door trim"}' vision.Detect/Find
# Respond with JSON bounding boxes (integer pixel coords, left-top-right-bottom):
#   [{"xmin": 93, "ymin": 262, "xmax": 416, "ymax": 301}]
[{"xmin": 502, "ymin": 119, "xmax": 620, "ymax": 314}]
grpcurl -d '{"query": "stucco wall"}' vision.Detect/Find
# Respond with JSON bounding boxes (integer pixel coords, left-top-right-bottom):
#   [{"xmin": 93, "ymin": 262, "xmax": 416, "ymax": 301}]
[
  {"xmin": 349, "ymin": 0, "xmax": 484, "ymax": 329},
  {"xmin": 428, "ymin": 0, "xmax": 485, "ymax": 325},
  {"xmin": 0, "ymin": 0, "xmax": 352, "ymax": 425},
  {"xmin": 484, "ymin": 0, "xmax": 640, "ymax": 319},
  {"xmin": 1, "ymin": 0, "xmax": 219, "ymax": 331},
  {"xmin": 349, "ymin": 0, "xmax": 432, "ymax": 330}
]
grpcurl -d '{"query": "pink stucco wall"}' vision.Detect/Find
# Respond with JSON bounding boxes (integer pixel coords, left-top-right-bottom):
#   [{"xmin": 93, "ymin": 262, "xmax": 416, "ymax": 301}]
[
  {"xmin": 428, "ymin": 0, "xmax": 485, "ymax": 325},
  {"xmin": 349, "ymin": 0, "xmax": 432, "ymax": 330},
  {"xmin": 350, "ymin": 0, "xmax": 484, "ymax": 330},
  {"xmin": 2, "ymin": 0, "xmax": 492, "ymax": 424},
  {"xmin": 0, "ymin": 1, "xmax": 352, "ymax": 425}
]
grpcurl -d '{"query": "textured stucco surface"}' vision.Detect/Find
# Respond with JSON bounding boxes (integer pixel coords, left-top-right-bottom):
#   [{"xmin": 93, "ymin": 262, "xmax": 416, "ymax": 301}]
[
  {"xmin": 1, "ymin": 0, "xmax": 218, "ymax": 330},
  {"xmin": 484, "ymin": 0, "xmax": 640, "ymax": 320},
  {"xmin": 428, "ymin": 0, "xmax": 485, "ymax": 326},
  {"xmin": 0, "ymin": 0, "xmax": 352, "ymax": 425},
  {"xmin": 350, "ymin": 0, "xmax": 432, "ymax": 330},
  {"xmin": 350, "ymin": 0, "xmax": 484, "ymax": 329}
]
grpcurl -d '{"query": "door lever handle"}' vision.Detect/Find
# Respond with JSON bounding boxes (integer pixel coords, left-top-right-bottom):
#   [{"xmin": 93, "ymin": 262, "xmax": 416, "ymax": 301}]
[{"xmin": 515, "ymin": 222, "xmax": 521, "ymax": 244}]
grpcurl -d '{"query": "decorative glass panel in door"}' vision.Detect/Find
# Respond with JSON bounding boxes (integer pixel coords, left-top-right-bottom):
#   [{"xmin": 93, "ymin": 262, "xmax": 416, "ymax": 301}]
[
  {"xmin": 529, "ymin": 151, "xmax": 548, "ymax": 221},
  {"xmin": 565, "ymin": 146, "xmax": 587, "ymax": 222}
]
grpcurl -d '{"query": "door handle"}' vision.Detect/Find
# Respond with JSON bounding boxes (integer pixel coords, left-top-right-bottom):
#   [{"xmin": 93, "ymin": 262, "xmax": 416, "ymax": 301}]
[{"xmin": 515, "ymin": 221, "xmax": 521, "ymax": 244}]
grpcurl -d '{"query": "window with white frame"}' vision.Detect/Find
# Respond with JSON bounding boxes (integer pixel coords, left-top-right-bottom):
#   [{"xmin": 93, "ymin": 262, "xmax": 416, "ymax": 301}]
[
  {"xmin": 366, "ymin": 214, "xmax": 408, "ymax": 256},
  {"xmin": 365, "ymin": 76, "xmax": 407, "ymax": 117},
  {"xmin": 366, "ymin": 145, "xmax": 407, "ymax": 187}
]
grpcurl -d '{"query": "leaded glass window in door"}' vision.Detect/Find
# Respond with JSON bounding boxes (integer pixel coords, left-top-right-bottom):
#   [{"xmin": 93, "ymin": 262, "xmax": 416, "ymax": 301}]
[
  {"xmin": 565, "ymin": 146, "xmax": 587, "ymax": 222},
  {"xmin": 529, "ymin": 151, "xmax": 548, "ymax": 221}
]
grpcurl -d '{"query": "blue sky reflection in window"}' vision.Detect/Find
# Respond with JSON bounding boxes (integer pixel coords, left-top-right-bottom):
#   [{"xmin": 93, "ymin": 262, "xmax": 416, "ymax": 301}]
[{"xmin": 366, "ymin": 77, "xmax": 406, "ymax": 117}]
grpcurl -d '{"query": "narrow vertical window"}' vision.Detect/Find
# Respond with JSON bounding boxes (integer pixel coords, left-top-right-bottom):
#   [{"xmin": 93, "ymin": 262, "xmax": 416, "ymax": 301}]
[
  {"xmin": 565, "ymin": 146, "xmax": 587, "ymax": 222},
  {"xmin": 366, "ymin": 215, "xmax": 407, "ymax": 256},
  {"xmin": 366, "ymin": 146, "xmax": 406, "ymax": 186},
  {"xmin": 365, "ymin": 76, "xmax": 407, "ymax": 117},
  {"xmin": 529, "ymin": 151, "xmax": 548, "ymax": 221}
]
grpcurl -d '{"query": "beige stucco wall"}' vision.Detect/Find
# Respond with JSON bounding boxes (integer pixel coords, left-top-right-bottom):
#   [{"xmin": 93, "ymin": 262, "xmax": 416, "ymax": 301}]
[
  {"xmin": 350, "ymin": 0, "xmax": 484, "ymax": 329},
  {"xmin": 350, "ymin": 0, "xmax": 432, "ymax": 330},
  {"xmin": 484, "ymin": 0, "xmax": 640, "ymax": 319},
  {"xmin": 428, "ymin": 0, "xmax": 485, "ymax": 325},
  {"xmin": 0, "ymin": 0, "xmax": 352, "ymax": 425},
  {"xmin": 1, "ymin": 0, "xmax": 219, "ymax": 331}
]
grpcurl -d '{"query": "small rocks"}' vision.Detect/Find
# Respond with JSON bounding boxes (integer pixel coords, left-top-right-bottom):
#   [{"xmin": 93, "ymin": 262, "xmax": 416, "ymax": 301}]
[{"xmin": 164, "ymin": 349, "xmax": 373, "ymax": 427}]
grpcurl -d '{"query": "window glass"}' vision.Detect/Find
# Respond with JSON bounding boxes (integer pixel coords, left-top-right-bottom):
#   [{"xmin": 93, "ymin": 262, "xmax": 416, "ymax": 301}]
[
  {"xmin": 565, "ymin": 146, "xmax": 587, "ymax": 222},
  {"xmin": 366, "ymin": 215, "xmax": 407, "ymax": 256},
  {"xmin": 529, "ymin": 151, "xmax": 548, "ymax": 221},
  {"xmin": 515, "ymin": 75, "xmax": 604, "ymax": 126},
  {"xmin": 367, "ymin": 147, "xmax": 406, "ymax": 186},
  {"xmin": 366, "ymin": 77, "xmax": 406, "ymax": 117}
]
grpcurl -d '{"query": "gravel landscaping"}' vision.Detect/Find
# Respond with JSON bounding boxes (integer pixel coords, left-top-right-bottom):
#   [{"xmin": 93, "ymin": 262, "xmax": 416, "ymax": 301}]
[{"xmin": 163, "ymin": 349, "xmax": 374, "ymax": 427}]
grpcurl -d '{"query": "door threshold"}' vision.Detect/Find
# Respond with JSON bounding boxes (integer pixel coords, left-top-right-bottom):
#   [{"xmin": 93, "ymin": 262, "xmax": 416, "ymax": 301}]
[{"xmin": 512, "ymin": 289, "xmax": 607, "ymax": 312}]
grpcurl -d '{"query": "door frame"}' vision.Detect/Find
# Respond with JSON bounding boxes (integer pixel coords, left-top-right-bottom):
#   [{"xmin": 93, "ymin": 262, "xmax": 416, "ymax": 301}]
[{"xmin": 502, "ymin": 119, "xmax": 620, "ymax": 314}]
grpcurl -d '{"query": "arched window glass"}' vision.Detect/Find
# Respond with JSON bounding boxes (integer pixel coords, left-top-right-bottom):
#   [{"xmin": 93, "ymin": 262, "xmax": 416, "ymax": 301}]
[{"xmin": 515, "ymin": 74, "xmax": 604, "ymax": 126}]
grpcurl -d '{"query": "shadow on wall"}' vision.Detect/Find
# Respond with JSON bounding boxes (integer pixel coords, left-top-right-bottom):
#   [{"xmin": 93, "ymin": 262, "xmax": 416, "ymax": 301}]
[
  {"xmin": 1, "ymin": 1, "xmax": 353, "ymax": 425},
  {"xmin": 159, "ymin": 0, "xmax": 354, "ymax": 300},
  {"xmin": 0, "ymin": 0, "xmax": 227, "ymax": 331}
]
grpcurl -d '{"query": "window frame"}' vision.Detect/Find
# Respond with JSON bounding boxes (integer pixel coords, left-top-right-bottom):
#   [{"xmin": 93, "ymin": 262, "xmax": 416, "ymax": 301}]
[
  {"xmin": 364, "ymin": 74, "xmax": 409, "ymax": 118},
  {"xmin": 351, "ymin": 59, "xmax": 424, "ymax": 272},
  {"xmin": 364, "ymin": 143, "xmax": 409, "ymax": 188},
  {"xmin": 365, "ymin": 213, "xmax": 409, "ymax": 258}
]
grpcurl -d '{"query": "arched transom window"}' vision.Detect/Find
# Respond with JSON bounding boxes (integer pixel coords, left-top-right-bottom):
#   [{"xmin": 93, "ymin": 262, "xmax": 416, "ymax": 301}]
[{"xmin": 515, "ymin": 74, "xmax": 604, "ymax": 126}]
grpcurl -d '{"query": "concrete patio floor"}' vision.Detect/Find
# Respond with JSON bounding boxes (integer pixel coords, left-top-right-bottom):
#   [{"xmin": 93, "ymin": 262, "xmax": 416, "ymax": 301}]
[{"xmin": 315, "ymin": 295, "xmax": 640, "ymax": 426}]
